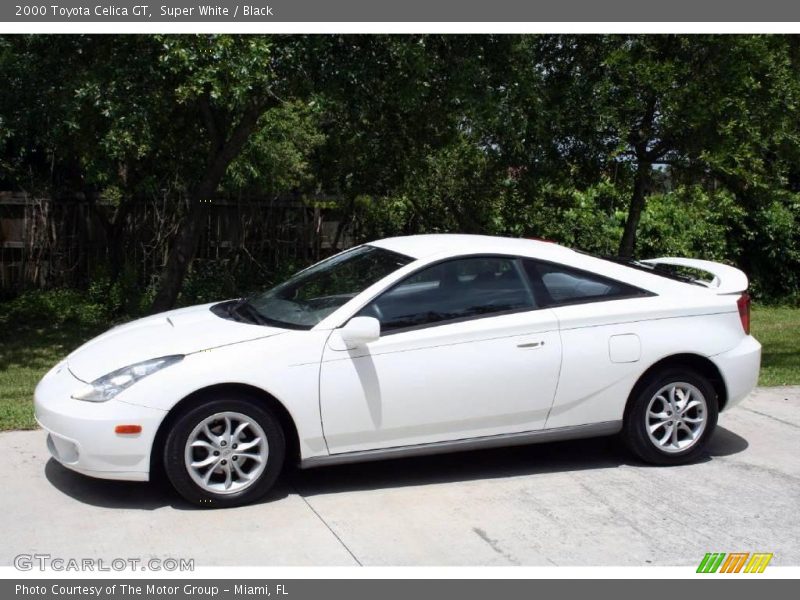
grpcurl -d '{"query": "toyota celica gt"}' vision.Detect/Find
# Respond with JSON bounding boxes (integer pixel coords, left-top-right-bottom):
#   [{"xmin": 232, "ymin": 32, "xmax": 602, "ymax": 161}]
[{"xmin": 35, "ymin": 234, "xmax": 761, "ymax": 507}]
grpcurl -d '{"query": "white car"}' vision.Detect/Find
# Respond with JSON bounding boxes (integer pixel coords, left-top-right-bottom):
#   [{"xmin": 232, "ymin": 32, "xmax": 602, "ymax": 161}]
[{"xmin": 35, "ymin": 234, "xmax": 761, "ymax": 507}]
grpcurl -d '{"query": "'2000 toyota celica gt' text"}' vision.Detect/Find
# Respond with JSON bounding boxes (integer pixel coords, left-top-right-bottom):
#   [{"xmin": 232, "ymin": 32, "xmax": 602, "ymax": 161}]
[{"xmin": 35, "ymin": 234, "xmax": 761, "ymax": 507}]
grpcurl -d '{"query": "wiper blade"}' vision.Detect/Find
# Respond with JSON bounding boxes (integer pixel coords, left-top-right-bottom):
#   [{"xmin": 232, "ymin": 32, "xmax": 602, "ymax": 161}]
[
  {"xmin": 218, "ymin": 297, "xmax": 311, "ymax": 330},
  {"xmin": 231, "ymin": 299, "xmax": 272, "ymax": 326},
  {"xmin": 225, "ymin": 298, "xmax": 249, "ymax": 321}
]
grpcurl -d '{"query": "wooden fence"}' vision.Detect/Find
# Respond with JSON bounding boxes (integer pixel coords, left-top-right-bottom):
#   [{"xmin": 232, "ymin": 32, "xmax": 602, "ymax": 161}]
[{"xmin": 0, "ymin": 192, "xmax": 354, "ymax": 292}]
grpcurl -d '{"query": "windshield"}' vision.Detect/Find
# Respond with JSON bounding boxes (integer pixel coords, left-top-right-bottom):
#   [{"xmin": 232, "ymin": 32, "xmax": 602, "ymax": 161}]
[{"xmin": 246, "ymin": 245, "xmax": 413, "ymax": 329}]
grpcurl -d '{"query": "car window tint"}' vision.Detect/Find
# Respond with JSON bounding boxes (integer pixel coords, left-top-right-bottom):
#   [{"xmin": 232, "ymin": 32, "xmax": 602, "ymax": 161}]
[
  {"xmin": 358, "ymin": 257, "xmax": 535, "ymax": 333},
  {"xmin": 523, "ymin": 259, "xmax": 643, "ymax": 305}
]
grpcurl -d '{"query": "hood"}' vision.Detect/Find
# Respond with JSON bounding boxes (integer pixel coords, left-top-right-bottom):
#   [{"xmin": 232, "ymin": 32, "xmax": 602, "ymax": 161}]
[{"xmin": 67, "ymin": 302, "xmax": 285, "ymax": 382}]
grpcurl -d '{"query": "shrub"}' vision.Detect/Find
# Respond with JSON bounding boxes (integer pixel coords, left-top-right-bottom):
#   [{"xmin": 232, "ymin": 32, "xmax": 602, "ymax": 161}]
[
  {"xmin": 0, "ymin": 288, "xmax": 110, "ymax": 329},
  {"xmin": 637, "ymin": 187, "xmax": 743, "ymax": 261}
]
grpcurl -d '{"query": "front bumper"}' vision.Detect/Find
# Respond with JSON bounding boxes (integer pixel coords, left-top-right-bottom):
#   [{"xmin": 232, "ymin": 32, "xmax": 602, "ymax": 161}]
[
  {"xmin": 34, "ymin": 362, "xmax": 166, "ymax": 481},
  {"xmin": 711, "ymin": 335, "xmax": 762, "ymax": 411}
]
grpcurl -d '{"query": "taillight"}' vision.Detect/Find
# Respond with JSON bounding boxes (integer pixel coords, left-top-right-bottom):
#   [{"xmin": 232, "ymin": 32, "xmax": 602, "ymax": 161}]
[{"xmin": 737, "ymin": 292, "xmax": 751, "ymax": 334}]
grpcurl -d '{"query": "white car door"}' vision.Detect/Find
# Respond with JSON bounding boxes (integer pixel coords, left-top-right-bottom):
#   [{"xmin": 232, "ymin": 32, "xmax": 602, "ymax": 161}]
[
  {"xmin": 519, "ymin": 258, "xmax": 655, "ymax": 429},
  {"xmin": 318, "ymin": 256, "xmax": 563, "ymax": 454}
]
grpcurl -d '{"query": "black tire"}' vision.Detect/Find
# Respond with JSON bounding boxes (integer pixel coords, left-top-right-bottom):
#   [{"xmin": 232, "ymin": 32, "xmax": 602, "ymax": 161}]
[
  {"xmin": 623, "ymin": 367, "xmax": 718, "ymax": 465},
  {"xmin": 163, "ymin": 395, "xmax": 286, "ymax": 508}
]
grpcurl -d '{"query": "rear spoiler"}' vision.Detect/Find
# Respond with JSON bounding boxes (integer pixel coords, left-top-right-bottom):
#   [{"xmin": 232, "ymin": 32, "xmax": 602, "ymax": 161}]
[{"xmin": 640, "ymin": 257, "xmax": 749, "ymax": 294}]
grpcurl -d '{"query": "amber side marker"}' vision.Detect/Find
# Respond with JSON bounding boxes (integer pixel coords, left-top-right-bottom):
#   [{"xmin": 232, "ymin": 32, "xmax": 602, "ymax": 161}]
[{"xmin": 115, "ymin": 425, "xmax": 142, "ymax": 434}]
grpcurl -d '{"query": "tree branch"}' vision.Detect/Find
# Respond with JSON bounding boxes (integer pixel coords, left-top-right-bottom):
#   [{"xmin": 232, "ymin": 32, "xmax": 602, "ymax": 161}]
[{"xmin": 194, "ymin": 100, "xmax": 269, "ymax": 199}]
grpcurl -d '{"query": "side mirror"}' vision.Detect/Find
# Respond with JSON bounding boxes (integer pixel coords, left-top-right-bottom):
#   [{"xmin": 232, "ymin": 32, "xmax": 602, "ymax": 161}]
[{"xmin": 339, "ymin": 316, "xmax": 381, "ymax": 347}]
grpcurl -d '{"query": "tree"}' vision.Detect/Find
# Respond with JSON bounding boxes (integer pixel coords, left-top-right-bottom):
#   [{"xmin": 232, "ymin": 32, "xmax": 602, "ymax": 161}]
[
  {"xmin": 148, "ymin": 36, "xmax": 314, "ymax": 312},
  {"xmin": 0, "ymin": 35, "xmax": 324, "ymax": 308},
  {"xmin": 2, "ymin": 34, "xmax": 800, "ymax": 305},
  {"xmin": 500, "ymin": 35, "xmax": 800, "ymax": 260}
]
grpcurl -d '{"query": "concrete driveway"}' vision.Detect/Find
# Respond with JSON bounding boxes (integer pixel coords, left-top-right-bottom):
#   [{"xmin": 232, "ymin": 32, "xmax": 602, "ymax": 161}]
[{"xmin": 1, "ymin": 387, "xmax": 798, "ymax": 566}]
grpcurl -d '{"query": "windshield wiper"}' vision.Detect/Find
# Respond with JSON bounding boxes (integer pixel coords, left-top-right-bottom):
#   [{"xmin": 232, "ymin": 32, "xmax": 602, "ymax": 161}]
[
  {"xmin": 225, "ymin": 298, "xmax": 248, "ymax": 321},
  {"xmin": 229, "ymin": 298, "xmax": 272, "ymax": 326},
  {"xmin": 226, "ymin": 298, "xmax": 265, "ymax": 325},
  {"xmin": 229, "ymin": 297, "xmax": 311, "ymax": 329}
]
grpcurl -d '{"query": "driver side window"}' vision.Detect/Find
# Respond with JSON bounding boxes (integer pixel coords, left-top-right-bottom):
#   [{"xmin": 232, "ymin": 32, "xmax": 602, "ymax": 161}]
[{"xmin": 357, "ymin": 257, "xmax": 535, "ymax": 334}]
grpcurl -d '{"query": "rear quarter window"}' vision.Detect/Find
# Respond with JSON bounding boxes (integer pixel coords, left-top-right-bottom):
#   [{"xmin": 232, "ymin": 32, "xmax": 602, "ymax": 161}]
[{"xmin": 523, "ymin": 260, "xmax": 649, "ymax": 306}]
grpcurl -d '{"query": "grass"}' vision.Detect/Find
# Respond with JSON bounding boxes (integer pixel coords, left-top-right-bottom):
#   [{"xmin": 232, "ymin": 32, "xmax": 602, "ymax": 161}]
[
  {"xmin": 0, "ymin": 306, "xmax": 797, "ymax": 432},
  {"xmin": 751, "ymin": 305, "xmax": 800, "ymax": 387},
  {"xmin": 0, "ymin": 322, "xmax": 103, "ymax": 431}
]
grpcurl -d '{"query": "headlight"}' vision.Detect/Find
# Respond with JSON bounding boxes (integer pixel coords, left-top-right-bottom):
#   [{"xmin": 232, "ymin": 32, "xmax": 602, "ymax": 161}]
[{"xmin": 72, "ymin": 355, "xmax": 183, "ymax": 402}]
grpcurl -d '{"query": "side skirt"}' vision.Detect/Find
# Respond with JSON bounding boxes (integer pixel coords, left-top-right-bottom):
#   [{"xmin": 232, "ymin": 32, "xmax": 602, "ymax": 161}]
[{"xmin": 300, "ymin": 420, "xmax": 622, "ymax": 469}]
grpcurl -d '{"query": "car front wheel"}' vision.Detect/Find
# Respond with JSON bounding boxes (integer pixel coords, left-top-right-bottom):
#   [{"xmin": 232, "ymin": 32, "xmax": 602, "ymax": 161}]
[
  {"xmin": 623, "ymin": 368, "xmax": 718, "ymax": 465},
  {"xmin": 163, "ymin": 396, "xmax": 286, "ymax": 507}
]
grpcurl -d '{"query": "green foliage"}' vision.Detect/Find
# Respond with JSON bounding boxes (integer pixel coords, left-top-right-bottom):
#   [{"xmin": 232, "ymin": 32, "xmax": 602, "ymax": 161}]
[
  {"xmin": 637, "ymin": 187, "xmax": 744, "ymax": 261},
  {"xmin": 2, "ymin": 34, "xmax": 800, "ymax": 305},
  {"xmin": 85, "ymin": 263, "xmax": 144, "ymax": 317},
  {"xmin": 179, "ymin": 260, "xmax": 239, "ymax": 306},
  {"xmin": 156, "ymin": 35, "xmax": 275, "ymax": 106},
  {"xmin": 744, "ymin": 196, "xmax": 800, "ymax": 301},
  {"xmin": 354, "ymin": 194, "xmax": 413, "ymax": 240},
  {"xmin": 0, "ymin": 289, "xmax": 109, "ymax": 328},
  {"xmin": 399, "ymin": 136, "xmax": 506, "ymax": 233},
  {"xmin": 176, "ymin": 256, "xmax": 312, "ymax": 307},
  {"xmin": 227, "ymin": 100, "xmax": 326, "ymax": 193},
  {"xmin": 513, "ymin": 180, "xmax": 626, "ymax": 255},
  {"xmin": 0, "ymin": 34, "xmax": 322, "ymax": 201},
  {"xmin": 0, "ymin": 263, "xmax": 157, "ymax": 328}
]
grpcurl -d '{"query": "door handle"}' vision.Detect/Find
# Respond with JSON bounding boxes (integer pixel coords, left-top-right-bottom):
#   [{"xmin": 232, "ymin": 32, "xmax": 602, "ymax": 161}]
[{"xmin": 517, "ymin": 341, "xmax": 544, "ymax": 349}]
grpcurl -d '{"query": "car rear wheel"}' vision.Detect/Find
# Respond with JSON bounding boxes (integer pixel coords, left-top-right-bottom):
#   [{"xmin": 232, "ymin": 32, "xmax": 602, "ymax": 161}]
[
  {"xmin": 623, "ymin": 368, "xmax": 718, "ymax": 465},
  {"xmin": 163, "ymin": 396, "xmax": 285, "ymax": 507}
]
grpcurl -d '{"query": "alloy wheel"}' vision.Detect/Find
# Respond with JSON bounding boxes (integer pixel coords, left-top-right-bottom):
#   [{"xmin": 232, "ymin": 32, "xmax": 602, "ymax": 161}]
[
  {"xmin": 184, "ymin": 411, "xmax": 269, "ymax": 494},
  {"xmin": 645, "ymin": 382, "xmax": 708, "ymax": 454}
]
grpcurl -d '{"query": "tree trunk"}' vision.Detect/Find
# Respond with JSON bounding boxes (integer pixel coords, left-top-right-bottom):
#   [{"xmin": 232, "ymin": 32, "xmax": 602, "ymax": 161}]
[
  {"xmin": 618, "ymin": 161, "xmax": 650, "ymax": 258},
  {"xmin": 149, "ymin": 199, "xmax": 207, "ymax": 313},
  {"xmin": 330, "ymin": 196, "xmax": 355, "ymax": 253},
  {"xmin": 84, "ymin": 188, "xmax": 134, "ymax": 281},
  {"xmin": 107, "ymin": 199, "xmax": 136, "ymax": 280},
  {"xmin": 149, "ymin": 103, "xmax": 267, "ymax": 314}
]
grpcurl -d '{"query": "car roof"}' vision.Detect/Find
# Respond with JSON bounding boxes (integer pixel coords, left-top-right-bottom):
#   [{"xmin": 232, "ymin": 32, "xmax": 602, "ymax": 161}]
[
  {"xmin": 369, "ymin": 234, "xmax": 576, "ymax": 261},
  {"xmin": 366, "ymin": 234, "xmax": 717, "ymax": 298}
]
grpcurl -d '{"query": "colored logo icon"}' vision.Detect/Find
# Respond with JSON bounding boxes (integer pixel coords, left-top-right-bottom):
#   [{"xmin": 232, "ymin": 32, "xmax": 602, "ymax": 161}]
[{"xmin": 697, "ymin": 553, "xmax": 773, "ymax": 573}]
